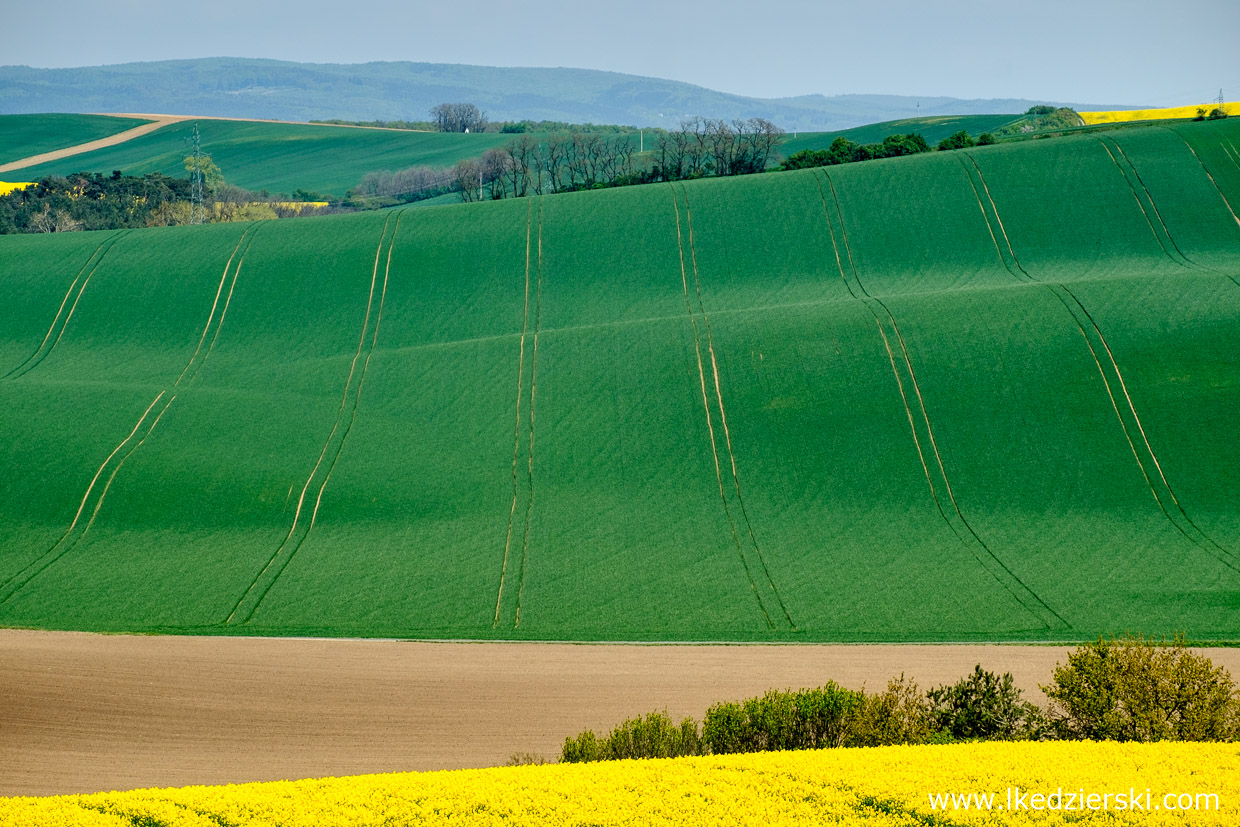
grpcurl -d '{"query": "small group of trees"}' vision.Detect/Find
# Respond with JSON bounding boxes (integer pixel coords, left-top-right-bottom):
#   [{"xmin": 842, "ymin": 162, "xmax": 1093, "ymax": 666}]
[
  {"xmin": 0, "ymin": 154, "xmax": 337, "ymax": 234},
  {"xmin": 652, "ymin": 117, "xmax": 784, "ymax": 180},
  {"xmin": 440, "ymin": 117, "xmax": 784, "ymax": 203},
  {"xmin": 0, "ymin": 170, "xmax": 193, "ymax": 234},
  {"xmin": 452, "ymin": 131, "xmax": 642, "ymax": 202},
  {"xmin": 355, "ymin": 165, "xmax": 455, "ymax": 201},
  {"xmin": 430, "ymin": 102, "xmax": 488, "ymax": 133},
  {"xmin": 782, "ymin": 128, "xmax": 998, "ymax": 172},
  {"xmin": 552, "ymin": 636, "xmax": 1239, "ymax": 765},
  {"xmin": 782, "ymin": 132, "xmax": 931, "ymax": 170},
  {"xmin": 1194, "ymin": 107, "xmax": 1229, "ymax": 121}
]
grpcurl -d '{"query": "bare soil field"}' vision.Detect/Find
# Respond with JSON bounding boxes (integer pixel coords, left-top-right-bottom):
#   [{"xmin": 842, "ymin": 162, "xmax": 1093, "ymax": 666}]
[{"xmin": 2, "ymin": 630, "xmax": 1237, "ymax": 797}]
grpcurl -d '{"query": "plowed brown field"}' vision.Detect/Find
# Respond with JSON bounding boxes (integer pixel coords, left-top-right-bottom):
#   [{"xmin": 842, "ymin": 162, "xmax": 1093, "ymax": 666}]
[{"xmin": 2, "ymin": 630, "xmax": 1237, "ymax": 797}]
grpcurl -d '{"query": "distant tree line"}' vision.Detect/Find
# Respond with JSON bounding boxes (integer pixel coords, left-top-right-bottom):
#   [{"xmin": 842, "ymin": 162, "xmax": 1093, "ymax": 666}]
[
  {"xmin": 454, "ymin": 117, "xmax": 783, "ymax": 201},
  {"xmin": 351, "ymin": 117, "xmax": 784, "ymax": 205},
  {"xmin": 780, "ymin": 128, "xmax": 997, "ymax": 172},
  {"xmin": 310, "ymin": 116, "xmax": 642, "ymax": 135}
]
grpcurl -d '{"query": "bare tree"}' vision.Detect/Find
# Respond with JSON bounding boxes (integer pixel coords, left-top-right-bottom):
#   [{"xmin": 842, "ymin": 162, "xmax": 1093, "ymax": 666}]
[
  {"xmin": 359, "ymin": 165, "xmax": 454, "ymax": 199},
  {"xmin": 507, "ymin": 134, "xmax": 539, "ymax": 197},
  {"xmin": 541, "ymin": 133, "xmax": 570, "ymax": 193},
  {"xmin": 453, "ymin": 159, "xmax": 482, "ymax": 202},
  {"xmin": 736, "ymin": 117, "xmax": 785, "ymax": 173},
  {"xmin": 29, "ymin": 204, "xmax": 55, "ymax": 233},
  {"xmin": 705, "ymin": 118, "xmax": 739, "ymax": 176},
  {"xmin": 53, "ymin": 210, "xmax": 84, "ymax": 233},
  {"xmin": 481, "ymin": 148, "xmax": 511, "ymax": 199}
]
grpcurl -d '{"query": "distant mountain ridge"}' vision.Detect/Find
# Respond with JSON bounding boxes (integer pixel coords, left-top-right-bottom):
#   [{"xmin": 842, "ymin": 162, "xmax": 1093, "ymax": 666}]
[{"xmin": 0, "ymin": 58, "xmax": 1139, "ymax": 131}]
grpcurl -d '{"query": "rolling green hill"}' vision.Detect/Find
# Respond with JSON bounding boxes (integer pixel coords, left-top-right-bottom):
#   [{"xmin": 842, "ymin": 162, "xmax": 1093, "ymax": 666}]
[
  {"xmin": 779, "ymin": 114, "xmax": 1023, "ymax": 155},
  {"xmin": 4, "ymin": 118, "xmax": 511, "ymax": 197},
  {"xmin": 0, "ymin": 114, "xmax": 150, "ymax": 166},
  {"xmin": 0, "ymin": 119, "xmax": 1237, "ymax": 642}
]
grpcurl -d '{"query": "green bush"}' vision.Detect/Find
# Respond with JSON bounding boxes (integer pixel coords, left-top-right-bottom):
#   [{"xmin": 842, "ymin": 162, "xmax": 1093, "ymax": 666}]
[
  {"xmin": 928, "ymin": 665, "xmax": 1047, "ymax": 741},
  {"xmin": 1042, "ymin": 636, "xmax": 1240, "ymax": 742},
  {"xmin": 560, "ymin": 710, "xmax": 703, "ymax": 763},
  {"xmin": 703, "ymin": 682, "xmax": 864, "ymax": 754},
  {"xmin": 561, "ymin": 728, "xmax": 605, "ymax": 763},
  {"xmin": 846, "ymin": 674, "xmax": 933, "ymax": 747},
  {"xmin": 606, "ymin": 710, "xmax": 702, "ymax": 760},
  {"xmin": 977, "ymin": 132, "xmax": 996, "ymax": 146},
  {"xmin": 936, "ymin": 130, "xmax": 976, "ymax": 151}
]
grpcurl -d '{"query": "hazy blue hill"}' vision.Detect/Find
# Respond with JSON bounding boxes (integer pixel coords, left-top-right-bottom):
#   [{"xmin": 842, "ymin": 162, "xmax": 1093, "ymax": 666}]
[{"xmin": 0, "ymin": 58, "xmax": 1137, "ymax": 131}]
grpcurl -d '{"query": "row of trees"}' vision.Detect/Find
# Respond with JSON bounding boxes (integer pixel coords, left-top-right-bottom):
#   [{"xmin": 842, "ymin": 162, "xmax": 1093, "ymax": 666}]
[
  {"xmin": 446, "ymin": 117, "xmax": 784, "ymax": 202},
  {"xmin": 356, "ymin": 117, "xmax": 785, "ymax": 205},
  {"xmin": 780, "ymin": 129, "xmax": 996, "ymax": 172}
]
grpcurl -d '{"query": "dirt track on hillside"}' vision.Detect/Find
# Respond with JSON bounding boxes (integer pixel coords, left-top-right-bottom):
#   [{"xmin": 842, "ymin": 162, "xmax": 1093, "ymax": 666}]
[
  {"xmin": 0, "ymin": 114, "xmax": 431, "ymax": 176},
  {"xmin": 0, "ymin": 118, "xmax": 176, "ymax": 175},
  {"xmin": 2, "ymin": 630, "xmax": 1238, "ymax": 797}
]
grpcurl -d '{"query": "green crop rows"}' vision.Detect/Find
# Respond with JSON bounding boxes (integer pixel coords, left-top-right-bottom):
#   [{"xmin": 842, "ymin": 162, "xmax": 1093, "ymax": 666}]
[
  {"xmin": 0, "ymin": 114, "xmax": 152, "ymax": 167},
  {"xmin": 1, "ymin": 119, "xmax": 1238, "ymax": 642},
  {"xmin": 4, "ymin": 118, "xmax": 512, "ymax": 196}
]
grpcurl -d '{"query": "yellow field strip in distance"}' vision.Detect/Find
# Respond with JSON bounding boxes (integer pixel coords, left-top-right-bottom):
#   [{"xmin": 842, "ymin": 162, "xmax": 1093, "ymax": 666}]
[
  {"xmin": 0, "ymin": 182, "xmax": 36, "ymax": 196},
  {"xmin": 1081, "ymin": 102, "xmax": 1238, "ymax": 125}
]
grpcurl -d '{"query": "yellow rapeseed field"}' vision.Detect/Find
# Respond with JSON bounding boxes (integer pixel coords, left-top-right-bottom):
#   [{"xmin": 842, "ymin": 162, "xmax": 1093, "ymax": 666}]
[
  {"xmin": 0, "ymin": 181, "xmax": 36, "ymax": 196},
  {"xmin": 3, "ymin": 741, "xmax": 1237, "ymax": 825},
  {"xmin": 1081, "ymin": 102, "xmax": 1238, "ymax": 124}
]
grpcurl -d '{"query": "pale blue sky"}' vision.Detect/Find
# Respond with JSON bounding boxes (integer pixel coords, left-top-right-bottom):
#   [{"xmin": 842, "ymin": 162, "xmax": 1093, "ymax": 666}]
[{"xmin": 5, "ymin": 0, "xmax": 1237, "ymax": 106}]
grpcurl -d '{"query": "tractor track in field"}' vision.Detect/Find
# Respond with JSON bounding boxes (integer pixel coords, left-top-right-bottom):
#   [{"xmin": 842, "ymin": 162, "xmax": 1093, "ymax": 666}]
[
  {"xmin": 1223, "ymin": 141, "xmax": 1240, "ymax": 173},
  {"xmin": 1096, "ymin": 137, "xmax": 1204, "ymax": 272},
  {"xmin": 513, "ymin": 199, "xmax": 544, "ymax": 629},
  {"xmin": 227, "ymin": 213, "xmax": 402, "ymax": 626},
  {"xmin": 494, "ymin": 199, "xmax": 535, "ymax": 628},
  {"xmin": 2, "ymin": 230, "xmax": 130, "ymax": 381},
  {"xmin": 962, "ymin": 156, "xmax": 1236, "ymax": 570},
  {"xmin": 1168, "ymin": 128, "xmax": 1240, "ymax": 232},
  {"xmin": 812, "ymin": 169, "xmax": 1068, "ymax": 633},
  {"xmin": 0, "ymin": 225, "xmax": 260, "ymax": 604},
  {"xmin": 679, "ymin": 186, "xmax": 794, "ymax": 630},
  {"xmin": 670, "ymin": 186, "xmax": 776, "ymax": 630}
]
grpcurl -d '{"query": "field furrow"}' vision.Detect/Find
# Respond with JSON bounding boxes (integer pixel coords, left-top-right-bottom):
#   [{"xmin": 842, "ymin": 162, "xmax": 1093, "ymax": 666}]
[
  {"xmin": 681, "ymin": 185, "xmax": 794, "ymax": 629},
  {"xmin": 0, "ymin": 223, "xmax": 258, "ymax": 603},
  {"xmin": 493, "ymin": 199, "xmax": 535, "ymax": 628},
  {"xmin": 965, "ymin": 157, "xmax": 1235, "ymax": 568},
  {"xmin": 818, "ymin": 167, "xmax": 1064, "ymax": 632},
  {"xmin": 670, "ymin": 186, "xmax": 773, "ymax": 629},
  {"xmin": 1170, "ymin": 129, "xmax": 1240, "ymax": 230},
  {"xmin": 1097, "ymin": 137, "xmax": 1196, "ymax": 271},
  {"xmin": 513, "ymin": 199, "xmax": 544, "ymax": 629},
  {"xmin": 2, "ymin": 230, "xmax": 129, "ymax": 381},
  {"xmin": 227, "ymin": 213, "xmax": 401, "ymax": 625}
]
